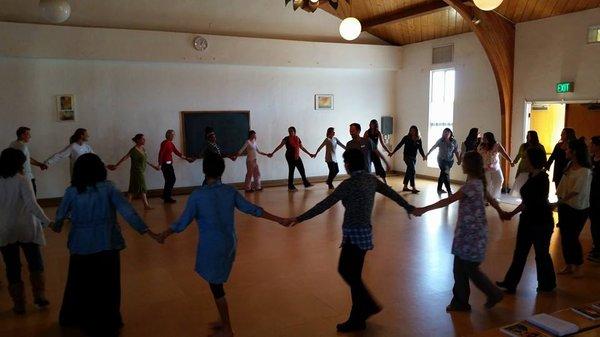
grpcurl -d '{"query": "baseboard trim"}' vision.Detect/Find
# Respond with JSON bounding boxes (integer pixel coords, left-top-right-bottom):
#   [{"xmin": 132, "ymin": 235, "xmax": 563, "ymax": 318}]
[{"xmin": 37, "ymin": 173, "xmax": 357, "ymax": 207}]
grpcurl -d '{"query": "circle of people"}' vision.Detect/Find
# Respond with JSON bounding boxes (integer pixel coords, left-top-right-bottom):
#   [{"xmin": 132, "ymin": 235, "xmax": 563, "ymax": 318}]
[{"xmin": 1, "ymin": 120, "xmax": 598, "ymax": 336}]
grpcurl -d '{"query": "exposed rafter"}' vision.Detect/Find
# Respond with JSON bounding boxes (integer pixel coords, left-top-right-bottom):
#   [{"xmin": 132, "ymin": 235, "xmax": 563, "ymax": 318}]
[
  {"xmin": 443, "ymin": 0, "xmax": 515, "ymax": 187},
  {"xmin": 362, "ymin": 0, "xmax": 459, "ymax": 29}
]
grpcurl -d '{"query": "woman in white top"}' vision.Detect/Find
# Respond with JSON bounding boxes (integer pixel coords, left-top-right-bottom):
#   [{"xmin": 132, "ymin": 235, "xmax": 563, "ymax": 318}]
[
  {"xmin": 477, "ymin": 132, "xmax": 512, "ymax": 201},
  {"xmin": 234, "ymin": 130, "xmax": 270, "ymax": 192},
  {"xmin": 0, "ymin": 148, "xmax": 52, "ymax": 314},
  {"xmin": 555, "ymin": 138, "xmax": 593, "ymax": 276},
  {"xmin": 314, "ymin": 127, "xmax": 346, "ymax": 190},
  {"xmin": 44, "ymin": 128, "xmax": 94, "ymax": 176}
]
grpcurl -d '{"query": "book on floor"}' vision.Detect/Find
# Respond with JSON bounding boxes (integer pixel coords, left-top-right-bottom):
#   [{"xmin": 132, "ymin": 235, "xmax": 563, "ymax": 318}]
[
  {"xmin": 500, "ymin": 322, "xmax": 552, "ymax": 337},
  {"xmin": 526, "ymin": 313, "xmax": 579, "ymax": 336},
  {"xmin": 571, "ymin": 305, "xmax": 600, "ymax": 320}
]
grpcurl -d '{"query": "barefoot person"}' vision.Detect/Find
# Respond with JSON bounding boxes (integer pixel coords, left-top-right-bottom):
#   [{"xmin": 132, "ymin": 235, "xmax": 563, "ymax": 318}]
[
  {"xmin": 314, "ymin": 127, "xmax": 346, "ymax": 189},
  {"xmin": 285, "ymin": 149, "xmax": 415, "ymax": 332},
  {"xmin": 44, "ymin": 128, "xmax": 94, "ymax": 177},
  {"xmin": 389, "ymin": 125, "xmax": 425, "ymax": 193},
  {"xmin": 158, "ymin": 154, "xmax": 285, "ymax": 337},
  {"xmin": 233, "ymin": 130, "xmax": 270, "ymax": 192},
  {"xmin": 496, "ymin": 147, "xmax": 556, "ymax": 293},
  {"xmin": 270, "ymin": 126, "xmax": 314, "ymax": 192},
  {"xmin": 364, "ymin": 119, "xmax": 392, "ymax": 184},
  {"xmin": 413, "ymin": 151, "xmax": 504, "ymax": 312},
  {"xmin": 108, "ymin": 134, "xmax": 160, "ymax": 210},
  {"xmin": 9, "ymin": 127, "xmax": 48, "ymax": 195},
  {"xmin": 158, "ymin": 129, "xmax": 192, "ymax": 204},
  {"xmin": 425, "ymin": 128, "xmax": 461, "ymax": 195},
  {"xmin": 0, "ymin": 148, "xmax": 52, "ymax": 314},
  {"xmin": 52, "ymin": 153, "xmax": 160, "ymax": 337}
]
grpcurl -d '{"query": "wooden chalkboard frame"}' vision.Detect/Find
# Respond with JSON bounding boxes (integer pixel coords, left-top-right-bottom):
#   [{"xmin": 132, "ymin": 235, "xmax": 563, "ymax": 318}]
[{"xmin": 180, "ymin": 110, "xmax": 251, "ymax": 158}]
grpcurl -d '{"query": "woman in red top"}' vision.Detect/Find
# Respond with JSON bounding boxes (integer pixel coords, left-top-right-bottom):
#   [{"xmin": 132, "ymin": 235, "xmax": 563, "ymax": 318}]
[{"xmin": 270, "ymin": 126, "xmax": 314, "ymax": 191}]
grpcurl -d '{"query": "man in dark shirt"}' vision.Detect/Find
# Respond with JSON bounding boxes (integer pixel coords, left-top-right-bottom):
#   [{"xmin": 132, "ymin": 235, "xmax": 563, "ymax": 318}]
[
  {"xmin": 345, "ymin": 123, "xmax": 389, "ymax": 178},
  {"xmin": 287, "ymin": 148, "xmax": 415, "ymax": 332}
]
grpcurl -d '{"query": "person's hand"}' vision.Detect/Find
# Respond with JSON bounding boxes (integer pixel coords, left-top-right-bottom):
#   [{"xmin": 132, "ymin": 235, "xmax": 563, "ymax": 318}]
[
  {"xmin": 457, "ymin": 160, "xmax": 462, "ymax": 166},
  {"xmin": 282, "ymin": 217, "xmax": 298, "ymax": 227},
  {"xmin": 152, "ymin": 164, "xmax": 160, "ymax": 171},
  {"xmin": 187, "ymin": 157, "xmax": 196, "ymax": 163},
  {"xmin": 107, "ymin": 164, "xmax": 117, "ymax": 171},
  {"xmin": 267, "ymin": 153, "xmax": 273, "ymax": 158},
  {"xmin": 49, "ymin": 221, "xmax": 61, "ymax": 233},
  {"xmin": 40, "ymin": 164, "xmax": 48, "ymax": 171},
  {"xmin": 411, "ymin": 208, "xmax": 426, "ymax": 217},
  {"xmin": 310, "ymin": 154, "xmax": 316, "ymax": 158},
  {"xmin": 499, "ymin": 211, "xmax": 512, "ymax": 221},
  {"xmin": 157, "ymin": 229, "xmax": 174, "ymax": 243},
  {"xmin": 510, "ymin": 162, "xmax": 515, "ymax": 167},
  {"xmin": 423, "ymin": 155, "xmax": 427, "ymax": 161},
  {"xmin": 147, "ymin": 230, "xmax": 164, "ymax": 243},
  {"xmin": 549, "ymin": 202, "xmax": 558, "ymax": 211}
]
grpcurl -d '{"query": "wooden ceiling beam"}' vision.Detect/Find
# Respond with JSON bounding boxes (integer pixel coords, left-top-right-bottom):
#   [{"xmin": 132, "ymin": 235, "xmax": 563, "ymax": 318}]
[
  {"xmin": 362, "ymin": 1, "xmax": 452, "ymax": 29},
  {"xmin": 442, "ymin": 0, "xmax": 515, "ymax": 187}
]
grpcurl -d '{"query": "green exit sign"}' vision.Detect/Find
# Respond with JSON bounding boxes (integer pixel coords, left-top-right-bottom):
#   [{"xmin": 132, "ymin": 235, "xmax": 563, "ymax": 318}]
[{"xmin": 556, "ymin": 82, "xmax": 574, "ymax": 93}]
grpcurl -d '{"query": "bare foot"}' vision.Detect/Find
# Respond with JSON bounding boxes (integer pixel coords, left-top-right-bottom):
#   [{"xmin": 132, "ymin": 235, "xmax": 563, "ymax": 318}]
[{"xmin": 144, "ymin": 205, "xmax": 154, "ymax": 210}]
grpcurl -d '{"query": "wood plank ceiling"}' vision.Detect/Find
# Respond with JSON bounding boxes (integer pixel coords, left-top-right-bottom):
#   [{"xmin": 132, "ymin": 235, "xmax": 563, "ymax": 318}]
[{"xmin": 322, "ymin": 0, "xmax": 600, "ymax": 45}]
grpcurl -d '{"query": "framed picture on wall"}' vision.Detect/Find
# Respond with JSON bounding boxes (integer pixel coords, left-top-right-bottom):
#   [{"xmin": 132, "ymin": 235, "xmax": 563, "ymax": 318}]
[
  {"xmin": 315, "ymin": 94, "xmax": 334, "ymax": 110},
  {"xmin": 56, "ymin": 94, "xmax": 75, "ymax": 121}
]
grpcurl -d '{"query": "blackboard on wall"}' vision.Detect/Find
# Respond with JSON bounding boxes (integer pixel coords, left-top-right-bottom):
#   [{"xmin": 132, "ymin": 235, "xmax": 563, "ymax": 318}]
[{"xmin": 181, "ymin": 111, "xmax": 250, "ymax": 158}]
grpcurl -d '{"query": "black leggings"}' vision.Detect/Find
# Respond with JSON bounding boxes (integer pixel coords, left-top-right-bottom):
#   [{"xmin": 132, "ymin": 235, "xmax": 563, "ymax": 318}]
[
  {"xmin": 403, "ymin": 157, "xmax": 416, "ymax": 187},
  {"xmin": 286, "ymin": 156, "xmax": 310, "ymax": 189},
  {"xmin": 326, "ymin": 162, "xmax": 339, "ymax": 186},
  {"xmin": 558, "ymin": 204, "xmax": 589, "ymax": 265},
  {"xmin": 161, "ymin": 164, "xmax": 176, "ymax": 200},
  {"xmin": 210, "ymin": 283, "xmax": 225, "ymax": 299},
  {"xmin": 338, "ymin": 243, "xmax": 378, "ymax": 321},
  {"xmin": 371, "ymin": 152, "xmax": 386, "ymax": 179}
]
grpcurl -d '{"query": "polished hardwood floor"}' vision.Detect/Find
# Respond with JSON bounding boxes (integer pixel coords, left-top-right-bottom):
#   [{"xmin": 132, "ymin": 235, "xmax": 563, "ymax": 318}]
[{"xmin": 1, "ymin": 176, "xmax": 598, "ymax": 337}]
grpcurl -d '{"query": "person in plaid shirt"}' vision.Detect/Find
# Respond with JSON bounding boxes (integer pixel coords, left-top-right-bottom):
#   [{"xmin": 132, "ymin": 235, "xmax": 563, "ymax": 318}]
[{"xmin": 287, "ymin": 148, "xmax": 415, "ymax": 332}]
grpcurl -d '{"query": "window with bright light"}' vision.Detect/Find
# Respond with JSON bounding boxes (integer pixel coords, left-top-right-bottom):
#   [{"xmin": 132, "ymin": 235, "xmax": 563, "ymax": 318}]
[
  {"xmin": 427, "ymin": 68, "xmax": 455, "ymax": 168},
  {"xmin": 589, "ymin": 26, "xmax": 600, "ymax": 43}
]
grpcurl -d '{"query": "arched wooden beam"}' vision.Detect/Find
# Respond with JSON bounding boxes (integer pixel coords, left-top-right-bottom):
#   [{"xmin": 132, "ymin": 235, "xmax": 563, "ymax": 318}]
[{"xmin": 443, "ymin": 0, "xmax": 515, "ymax": 187}]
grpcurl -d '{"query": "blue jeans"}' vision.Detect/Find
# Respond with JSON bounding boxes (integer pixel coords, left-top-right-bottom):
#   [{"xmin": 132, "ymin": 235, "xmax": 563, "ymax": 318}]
[{"xmin": 437, "ymin": 159, "xmax": 454, "ymax": 193}]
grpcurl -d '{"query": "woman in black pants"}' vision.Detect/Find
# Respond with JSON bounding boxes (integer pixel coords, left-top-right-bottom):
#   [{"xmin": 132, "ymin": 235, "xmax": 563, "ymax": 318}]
[
  {"xmin": 546, "ymin": 128, "xmax": 577, "ymax": 189},
  {"xmin": 555, "ymin": 138, "xmax": 593, "ymax": 276},
  {"xmin": 270, "ymin": 126, "xmax": 314, "ymax": 192},
  {"xmin": 389, "ymin": 125, "xmax": 425, "ymax": 193},
  {"xmin": 496, "ymin": 147, "xmax": 556, "ymax": 293},
  {"xmin": 364, "ymin": 119, "xmax": 392, "ymax": 185}
]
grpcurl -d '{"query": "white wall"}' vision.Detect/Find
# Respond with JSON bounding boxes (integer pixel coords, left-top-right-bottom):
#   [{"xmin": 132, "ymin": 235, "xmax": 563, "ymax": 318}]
[
  {"xmin": 393, "ymin": 32, "xmax": 501, "ymax": 181},
  {"xmin": 0, "ymin": 23, "xmax": 399, "ymax": 199},
  {"xmin": 512, "ymin": 8, "xmax": 600, "ymax": 163}
]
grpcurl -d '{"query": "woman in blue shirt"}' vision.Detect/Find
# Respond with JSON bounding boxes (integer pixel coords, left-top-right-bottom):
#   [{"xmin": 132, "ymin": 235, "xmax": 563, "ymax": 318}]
[
  {"xmin": 52, "ymin": 153, "xmax": 160, "ymax": 337},
  {"xmin": 159, "ymin": 154, "xmax": 285, "ymax": 337}
]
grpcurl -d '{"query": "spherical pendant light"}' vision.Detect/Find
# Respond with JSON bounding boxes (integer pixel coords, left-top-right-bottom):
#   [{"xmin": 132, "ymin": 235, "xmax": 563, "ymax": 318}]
[
  {"xmin": 473, "ymin": 0, "xmax": 503, "ymax": 11},
  {"xmin": 39, "ymin": 0, "xmax": 71, "ymax": 23},
  {"xmin": 339, "ymin": 17, "xmax": 361, "ymax": 41}
]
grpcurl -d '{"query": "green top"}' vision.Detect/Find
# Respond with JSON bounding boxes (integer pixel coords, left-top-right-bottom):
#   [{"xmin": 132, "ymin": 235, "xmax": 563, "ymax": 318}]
[{"xmin": 513, "ymin": 143, "xmax": 546, "ymax": 175}]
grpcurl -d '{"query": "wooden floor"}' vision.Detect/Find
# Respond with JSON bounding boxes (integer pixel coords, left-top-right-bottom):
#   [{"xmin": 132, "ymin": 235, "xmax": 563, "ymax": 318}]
[{"xmin": 1, "ymin": 176, "xmax": 599, "ymax": 337}]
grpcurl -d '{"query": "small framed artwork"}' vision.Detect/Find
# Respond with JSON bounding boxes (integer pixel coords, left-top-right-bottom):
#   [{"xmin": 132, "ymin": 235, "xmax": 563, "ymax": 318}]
[
  {"xmin": 315, "ymin": 94, "xmax": 334, "ymax": 110},
  {"xmin": 56, "ymin": 94, "xmax": 75, "ymax": 121}
]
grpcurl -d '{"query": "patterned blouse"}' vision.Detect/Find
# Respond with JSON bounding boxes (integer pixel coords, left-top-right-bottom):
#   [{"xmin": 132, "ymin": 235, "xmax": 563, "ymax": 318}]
[
  {"xmin": 452, "ymin": 178, "xmax": 488, "ymax": 262},
  {"xmin": 297, "ymin": 171, "xmax": 414, "ymax": 250}
]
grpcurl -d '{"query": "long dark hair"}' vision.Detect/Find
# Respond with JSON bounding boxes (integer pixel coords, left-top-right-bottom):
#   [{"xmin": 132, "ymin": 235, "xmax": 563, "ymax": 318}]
[
  {"xmin": 462, "ymin": 151, "xmax": 487, "ymax": 192},
  {"xmin": 568, "ymin": 137, "xmax": 591, "ymax": 168},
  {"xmin": 464, "ymin": 128, "xmax": 479, "ymax": 151},
  {"xmin": 563, "ymin": 128, "xmax": 576, "ymax": 142},
  {"xmin": 408, "ymin": 125, "xmax": 420, "ymax": 140},
  {"xmin": 442, "ymin": 128, "xmax": 454, "ymax": 141},
  {"xmin": 71, "ymin": 153, "xmax": 108, "ymax": 193},
  {"xmin": 0, "ymin": 148, "xmax": 26, "ymax": 178},
  {"xmin": 248, "ymin": 130, "xmax": 256, "ymax": 139},
  {"xmin": 132, "ymin": 133, "xmax": 144, "ymax": 143},
  {"xmin": 481, "ymin": 132, "xmax": 497, "ymax": 151},
  {"xmin": 526, "ymin": 130, "xmax": 540, "ymax": 147},
  {"xmin": 70, "ymin": 128, "xmax": 87, "ymax": 144}
]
